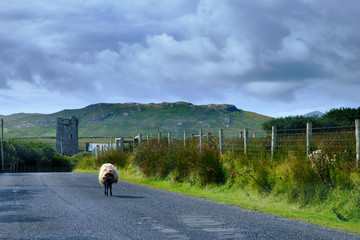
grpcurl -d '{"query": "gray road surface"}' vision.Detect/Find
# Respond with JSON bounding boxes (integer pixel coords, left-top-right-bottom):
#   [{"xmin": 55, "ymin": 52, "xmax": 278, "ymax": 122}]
[{"xmin": 0, "ymin": 172, "xmax": 359, "ymax": 240}]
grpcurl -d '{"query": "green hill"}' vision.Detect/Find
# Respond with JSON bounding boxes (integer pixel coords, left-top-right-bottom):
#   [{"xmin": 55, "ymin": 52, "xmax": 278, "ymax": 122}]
[{"xmin": 2, "ymin": 102, "xmax": 272, "ymax": 138}]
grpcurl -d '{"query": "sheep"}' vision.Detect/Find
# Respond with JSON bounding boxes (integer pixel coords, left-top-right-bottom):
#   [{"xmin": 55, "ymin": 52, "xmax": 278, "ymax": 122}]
[{"xmin": 98, "ymin": 163, "xmax": 119, "ymax": 196}]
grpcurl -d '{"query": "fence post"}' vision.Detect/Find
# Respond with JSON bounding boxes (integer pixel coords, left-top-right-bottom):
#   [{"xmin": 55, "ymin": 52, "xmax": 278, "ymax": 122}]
[
  {"xmin": 355, "ymin": 119, "xmax": 360, "ymax": 167},
  {"xmin": 168, "ymin": 132, "xmax": 171, "ymax": 146},
  {"xmin": 184, "ymin": 131, "xmax": 187, "ymax": 146},
  {"xmin": 271, "ymin": 126, "xmax": 276, "ymax": 158},
  {"xmin": 146, "ymin": 134, "xmax": 149, "ymax": 142},
  {"xmin": 219, "ymin": 129, "xmax": 224, "ymax": 154},
  {"xmin": 306, "ymin": 122, "xmax": 312, "ymax": 156},
  {"xmin": 120, "ymin": 137, "xmax": 124, "ymax": 152},
  {"xmin": 115, "ymin": 139, "xmax": 120, "ymax": 151},
  {"xmin": 199, "ymin": 130, "xmax": 203, "ymax": 153},
  {"xmin": 158, "ymin": 131, "xmax": 161, "ymax": 144},
  {"xmin": 139, "ymin": 134, "xmax": 142, "ymax": 147},
  {"xmin": 96, "ymin": 145, "xmax": 100, "ymax": 158},
  {"xmin": 244, "ymin": 128, "xmax": 248, "ymax": 155}
]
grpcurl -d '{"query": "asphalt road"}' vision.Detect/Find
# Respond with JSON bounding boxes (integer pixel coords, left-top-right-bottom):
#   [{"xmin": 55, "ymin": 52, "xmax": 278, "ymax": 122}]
[{"xmin": 0, "ymin": 172, "xmax": 359, "ymax": 240}]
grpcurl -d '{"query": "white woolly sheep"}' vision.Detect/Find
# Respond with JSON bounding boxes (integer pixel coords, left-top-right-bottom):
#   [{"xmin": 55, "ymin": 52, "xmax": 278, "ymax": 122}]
[{"xmin": 99, "ymin": 163, "xmax": 119, "ymax": 196}]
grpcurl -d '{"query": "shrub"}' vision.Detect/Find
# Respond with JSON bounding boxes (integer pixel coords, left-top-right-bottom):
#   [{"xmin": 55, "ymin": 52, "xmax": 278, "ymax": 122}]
[
  {"xmin": 134, "ymin": 139, "xmax": 172, "ymax": 179},
  {"xmin": 198, "ymin": 146, "xmax": 226, "ymax": 186},
  {"xmin": 171, "ymin": 140, "xmax": 200, "ymax": 183},
  {"xmin": 74, "ymin": 152, "xmax": 96, "ymax": 170},
  {"xmin": 4, "ymin": 139, "xmax": 71, "ymax": 168},
  {"xmin": 309, "ymin": 150, "xmax": 336, "ymax": 189},
  {"xmin": 95, "ymin": 149, "xmax": 130, "ymax": 169},
  {"xmin": 252, "ymin": 158, "xmax": 273, "ymax": 193}
]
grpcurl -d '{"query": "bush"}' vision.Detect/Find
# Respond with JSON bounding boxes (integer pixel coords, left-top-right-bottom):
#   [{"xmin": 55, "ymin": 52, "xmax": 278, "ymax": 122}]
[
  {"xmin": 4, "ymin": 139, "xmax": 72, "ymax": 168},
  {"xmin": 133, "ymin": 138, "xmax": 226, "ymax": 185},
  {"xmin": 134, "ymin": 139, "xmax": 172, "ymax": 179},
  {"xmin": 95, "ymin": 149, "xmax": 130, "ymax": 169},
  {"xmin": 309, "ymin": 150, "xmax": 336, "ymax": 189},
  {"xmin": 172, "ymin": 140, "xmax": 200, "ymax": 183},
  {"xmin": 252, "ymin": 158, "xmax": 273, "ymax": 193},
  {"xmin": 197, "ymin": 146, "xmax": 226, "ymax": 186},
  {"xmin": 73, "ymin": 152, "xmax": 96, "ymax": 170},
  {"xmin": 280, "ymin": 152, "xmax": 326, "ymax": 205}
]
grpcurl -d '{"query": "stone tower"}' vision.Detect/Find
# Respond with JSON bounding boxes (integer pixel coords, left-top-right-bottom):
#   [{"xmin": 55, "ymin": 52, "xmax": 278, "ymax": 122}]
[{"xmin": 56, "ymin": 116, "xmax": 79, "ymax": 156}]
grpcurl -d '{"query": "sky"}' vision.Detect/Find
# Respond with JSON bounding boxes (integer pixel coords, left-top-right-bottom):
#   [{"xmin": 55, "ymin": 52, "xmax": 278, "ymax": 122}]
[{"xmin": 1, "ymin": 0, "xmax": 360, "ymax": 117}]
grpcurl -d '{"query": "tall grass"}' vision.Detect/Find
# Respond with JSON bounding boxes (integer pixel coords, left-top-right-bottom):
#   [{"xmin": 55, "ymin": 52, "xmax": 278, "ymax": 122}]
[{"xmin": 133, "ymin": 138, "xmax": 226, "ymax": 185}]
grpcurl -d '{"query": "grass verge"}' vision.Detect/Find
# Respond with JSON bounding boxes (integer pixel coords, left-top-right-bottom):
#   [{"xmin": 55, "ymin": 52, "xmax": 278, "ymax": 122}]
[{"xmin": 73, "ymin": 167, "xmax": 360, "ymax": 235}]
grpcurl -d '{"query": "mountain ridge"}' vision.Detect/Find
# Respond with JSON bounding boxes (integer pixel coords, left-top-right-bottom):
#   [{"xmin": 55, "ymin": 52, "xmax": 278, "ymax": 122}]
[
  {"xmin": 302, "ymin": 111, "xmax": 324, "ymax": 118},
  {"xmin": 2, "ymin": 102, "xmax": 272, "ymax": 138}
]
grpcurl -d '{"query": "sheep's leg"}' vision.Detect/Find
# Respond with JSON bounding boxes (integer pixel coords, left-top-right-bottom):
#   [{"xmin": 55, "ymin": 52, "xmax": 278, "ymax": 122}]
[
  {"xmin": 104, "ymin": 183, "xmax": 108, "ymax": 196},
  {"xmin": 110, "ymin": 183, "xmax": 112, "ymax": 196}
]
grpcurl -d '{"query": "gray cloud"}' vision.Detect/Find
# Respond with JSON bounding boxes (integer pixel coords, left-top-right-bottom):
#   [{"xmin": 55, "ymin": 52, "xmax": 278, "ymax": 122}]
[{"xmin": 0, "ymin": 0, "xmax": 360, "ymax": 115}]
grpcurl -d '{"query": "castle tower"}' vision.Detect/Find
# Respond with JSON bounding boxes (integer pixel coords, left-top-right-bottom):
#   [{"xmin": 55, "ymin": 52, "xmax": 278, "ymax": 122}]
[{"xmin": 56, "ymin": 116, "xmax": 79, "ymax": 156}]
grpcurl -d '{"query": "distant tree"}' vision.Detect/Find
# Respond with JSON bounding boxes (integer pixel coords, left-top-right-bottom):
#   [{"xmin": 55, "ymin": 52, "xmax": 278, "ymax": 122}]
[
  {"xmin": 262, "ymin": 107, "xmax": 360, "ymax": 132},
  {"xmin": 262, "ymin": 116, "xmax": 329, "ymax": 133},
  {"xmin": 322, "ymin": 107, "xmax": 360, "ymax": 126}
]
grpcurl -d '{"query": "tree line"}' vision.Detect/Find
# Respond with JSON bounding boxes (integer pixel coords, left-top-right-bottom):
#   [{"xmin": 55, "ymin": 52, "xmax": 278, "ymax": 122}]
[{"xmin": 262, "ymin": 107, "xmax": 360, "ymax": 133}]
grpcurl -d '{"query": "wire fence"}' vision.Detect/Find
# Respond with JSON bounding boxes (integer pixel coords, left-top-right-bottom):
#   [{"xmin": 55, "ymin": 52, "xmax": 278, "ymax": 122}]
[
  {"xmin": 138, "ymin": 123, "xmax": 359, "ymax": 162},
  {"xmin": 2, "ymin": 119, "xmax": 360, "ymax": 168}
]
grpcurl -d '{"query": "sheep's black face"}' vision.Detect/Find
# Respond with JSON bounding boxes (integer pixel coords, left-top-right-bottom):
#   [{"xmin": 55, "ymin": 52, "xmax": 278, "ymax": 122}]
[
  {"xmin": 103, "ymin": 173, "xmax": 115, "ymax": 196},
  {"xmin": 104, "ymin": 173, "xmax": 115, "ymax": 184}
]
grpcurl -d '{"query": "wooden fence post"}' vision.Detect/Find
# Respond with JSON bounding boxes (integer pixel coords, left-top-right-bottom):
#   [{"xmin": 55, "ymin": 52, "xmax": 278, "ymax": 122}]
[
  {"xmin": 355, "ymin": 119, "xmax": 360, "ymax": 167},
  {"xmin": 139, "ymin": 134, "xmax": 142, "ymax": 147},
  {"xmin": 199, "ymin": 130, "xmax": 203, "ymax": 153},
  {"xmin": 306, "ymin": 122, "xmax": 312, "ymax": 156},
  {"xmin": 219, "ymin": 129, "xmax": 224, "ymax": 154},
  {"xmin": 96, "ymin": 145, "xmax": 100, "ymax": 158},
  {"xmin": 168, "ymin": 132, "xmax": 171, "ymax": 146},
  {"xmin": 115, "ymin": 139, "xmax": 119, "ymax": 151},
  {"xmin": 239, "ymin": 130, "xmax": 243, "ymax": 139},
  {"xmin": 133, "ymin": 136, "xmax": 136, "ymax": 151},
  {"xmin": 271, "ymin": 126, "xmax": 276, "ymax": 158},
  {"xmin": 243, "ymin": 128, "xmax": 249, "ymax": 155},
  {"xmin": 120, "ymin": 137, "xmax": 124, "ymax": 152},
  {"xmin": 158, "ymin": 132, "xmax": 161, "ymax": 145},
  {"xmin": 184, "ymin": 131, "xmax": 187, "ymax": 146}
]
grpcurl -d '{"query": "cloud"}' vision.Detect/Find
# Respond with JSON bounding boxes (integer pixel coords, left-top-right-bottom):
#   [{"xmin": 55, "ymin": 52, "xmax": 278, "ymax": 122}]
[{"xmin": 0, "ymin": 0, "xmax": 360, "ymax": 115}]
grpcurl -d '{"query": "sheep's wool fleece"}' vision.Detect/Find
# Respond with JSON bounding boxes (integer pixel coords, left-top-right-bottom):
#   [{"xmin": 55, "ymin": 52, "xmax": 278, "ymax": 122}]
[{"xmin": 99, "ymin": 163, "xmax": 119, "ymax": 186}]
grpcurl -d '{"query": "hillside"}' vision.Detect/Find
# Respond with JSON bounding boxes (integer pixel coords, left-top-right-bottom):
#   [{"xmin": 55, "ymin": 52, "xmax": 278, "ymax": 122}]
[{"xmin": 2, "ymin": 102, "xmax": 272, "ymax": 138}]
